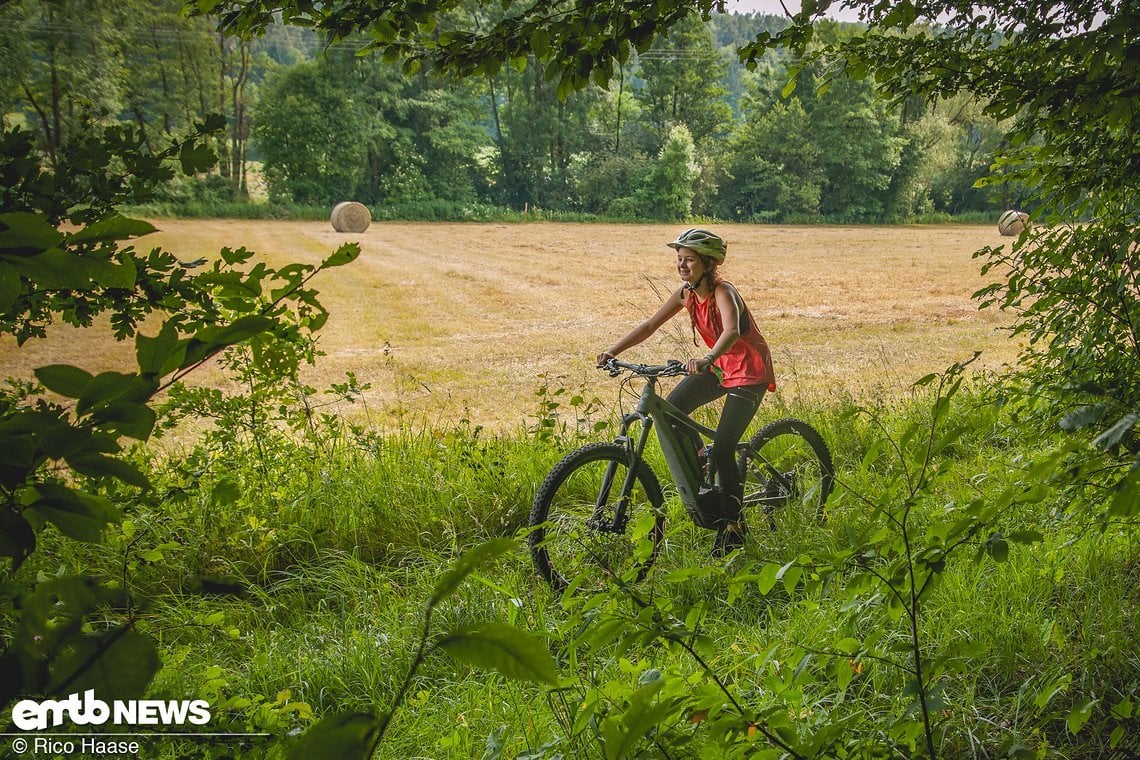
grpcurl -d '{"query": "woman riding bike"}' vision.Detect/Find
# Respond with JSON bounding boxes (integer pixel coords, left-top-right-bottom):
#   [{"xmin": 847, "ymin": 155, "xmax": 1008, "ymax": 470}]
[{"xmin": 596, "ymin": 228, "xmax": 775, "ymax": 556}]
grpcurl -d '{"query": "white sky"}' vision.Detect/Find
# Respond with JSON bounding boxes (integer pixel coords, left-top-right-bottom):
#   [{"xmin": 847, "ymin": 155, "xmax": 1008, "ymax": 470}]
[{"xmin": 721, "ymin": 0, "xmax": 866, "ymax": 23}]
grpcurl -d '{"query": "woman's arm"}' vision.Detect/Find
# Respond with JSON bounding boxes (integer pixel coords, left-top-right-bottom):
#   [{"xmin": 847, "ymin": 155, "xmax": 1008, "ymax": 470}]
[{"xmin": 597, "ymin": 288, "xmax": 685, "ymax": 365}]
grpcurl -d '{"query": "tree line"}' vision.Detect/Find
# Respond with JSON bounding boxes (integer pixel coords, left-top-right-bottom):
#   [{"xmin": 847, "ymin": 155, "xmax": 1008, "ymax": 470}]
[{"xmin": 0, "ymin": 1, "xmax": 1024, "ymax": 222}]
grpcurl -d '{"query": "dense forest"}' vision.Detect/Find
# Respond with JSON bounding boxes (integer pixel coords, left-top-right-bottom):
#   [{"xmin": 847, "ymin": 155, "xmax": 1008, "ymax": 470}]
[{"xmin": 0, "ymin": 1, "xmax": 1021, "ymax": 222}]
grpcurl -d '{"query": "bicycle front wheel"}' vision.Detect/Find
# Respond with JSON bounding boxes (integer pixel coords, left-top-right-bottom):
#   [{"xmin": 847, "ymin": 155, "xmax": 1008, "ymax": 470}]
[
  {"xmin": 739, "ymin": 418, "xmax": 834, "ymax": 529},
  {"xmin": 529, "ymin": 442, "xmax": 665, "ymax": 593}
]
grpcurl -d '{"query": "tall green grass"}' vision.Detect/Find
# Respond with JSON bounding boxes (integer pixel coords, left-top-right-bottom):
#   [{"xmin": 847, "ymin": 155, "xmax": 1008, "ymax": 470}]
[{"xmin": 20, "ymin": 384, "xmax": 1140, "ymax": 758}]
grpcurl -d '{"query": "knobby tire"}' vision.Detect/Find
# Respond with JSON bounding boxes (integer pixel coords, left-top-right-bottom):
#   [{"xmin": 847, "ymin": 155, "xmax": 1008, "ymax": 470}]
[{"xmin": 529, "ymin": 442, "xmax": 665, "ymax": 593}]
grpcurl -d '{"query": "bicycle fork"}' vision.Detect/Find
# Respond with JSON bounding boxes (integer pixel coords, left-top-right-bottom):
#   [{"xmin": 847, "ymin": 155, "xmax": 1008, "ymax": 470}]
[{"xmin": 588, "ymin": 413, "xmax": 654, "ymax": 534}]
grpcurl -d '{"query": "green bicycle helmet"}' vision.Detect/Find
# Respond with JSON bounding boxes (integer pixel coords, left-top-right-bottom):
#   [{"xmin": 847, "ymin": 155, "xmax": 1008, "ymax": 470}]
[{"xmin": 666, "ymin": 228, "xmax": 727, "ymax": 262}]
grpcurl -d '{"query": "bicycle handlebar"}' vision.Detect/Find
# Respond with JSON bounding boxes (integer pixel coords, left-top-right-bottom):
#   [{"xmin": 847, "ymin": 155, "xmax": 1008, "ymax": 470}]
[{"xmin": 601, "ymin": 358, "xmax": 687, "ymax": 378}]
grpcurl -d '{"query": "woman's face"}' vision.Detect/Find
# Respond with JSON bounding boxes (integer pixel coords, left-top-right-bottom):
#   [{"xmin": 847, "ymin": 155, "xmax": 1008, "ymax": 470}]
[{"xmin": 676, "ymin": 246, "xmax": 708, "ymax": 286}]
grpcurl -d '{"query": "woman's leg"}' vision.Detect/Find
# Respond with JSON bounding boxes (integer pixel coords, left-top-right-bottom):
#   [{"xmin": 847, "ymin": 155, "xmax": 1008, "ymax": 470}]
[
  {"xmin": 711, "ymin": 384, "xmax": 766, "ymax": 503},
  {"xmin": 665, "ymin": 371, "xmax": 726, "ymax": 453}
]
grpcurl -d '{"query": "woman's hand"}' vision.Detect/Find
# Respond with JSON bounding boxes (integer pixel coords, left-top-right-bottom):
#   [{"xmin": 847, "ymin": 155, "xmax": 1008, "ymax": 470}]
[{"xmin": 686, "ymin": 356, "xmax": 713, "ymax": 375}]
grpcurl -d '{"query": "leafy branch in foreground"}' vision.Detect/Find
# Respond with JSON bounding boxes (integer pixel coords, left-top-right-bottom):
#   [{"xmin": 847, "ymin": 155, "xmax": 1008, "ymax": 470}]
[
  {"xmin": 194, "ymin": 0, "xmax": 730, "ymax": 100},
  {"xmin": 0, "ymin": 116, "xmax": 359, "ymax": 715},
  {"xmin": 286, "ymin": 538, "xmax": 559, "ymax": 760}
]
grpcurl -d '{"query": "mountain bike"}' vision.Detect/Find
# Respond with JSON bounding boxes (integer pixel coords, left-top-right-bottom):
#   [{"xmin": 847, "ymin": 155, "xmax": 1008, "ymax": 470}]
[{"xmin": 528, "ymin": 359, "xmax": 834, "ymax": 592}]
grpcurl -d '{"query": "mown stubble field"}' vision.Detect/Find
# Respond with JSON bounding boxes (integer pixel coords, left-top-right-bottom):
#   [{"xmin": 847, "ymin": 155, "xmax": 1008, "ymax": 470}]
[{"xmin": 0, "ymin": 220, "xmax": 1020, "ymax": 430}]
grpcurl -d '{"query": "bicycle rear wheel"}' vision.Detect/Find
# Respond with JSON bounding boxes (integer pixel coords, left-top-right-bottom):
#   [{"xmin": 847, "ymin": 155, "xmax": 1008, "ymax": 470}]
[
  {"xmin": 529, "ymin": 442, "xmax": 665, "ymax": 593},
  {"xmin": 738, "ymin": 418, "xmax": 834, "ymax": 529}
]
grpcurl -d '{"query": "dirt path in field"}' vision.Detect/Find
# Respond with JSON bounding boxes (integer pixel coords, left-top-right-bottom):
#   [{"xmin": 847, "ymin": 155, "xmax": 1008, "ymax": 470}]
[{"xmin": 0, "ymin": 220, "xmax": 1019, "ymax": 430}]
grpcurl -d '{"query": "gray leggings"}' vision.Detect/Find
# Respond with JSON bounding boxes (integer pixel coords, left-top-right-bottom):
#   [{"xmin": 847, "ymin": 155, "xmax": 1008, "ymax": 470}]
[{"xmin": 666, "ymin": 370, "xmax": 766, "ymax": 502}]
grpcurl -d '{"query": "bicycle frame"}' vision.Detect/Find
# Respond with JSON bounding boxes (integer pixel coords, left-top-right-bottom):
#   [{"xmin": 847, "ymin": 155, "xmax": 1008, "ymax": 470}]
[{"xmin": 603, "ymin": 373, "xmax": 715, "ymax": 526}]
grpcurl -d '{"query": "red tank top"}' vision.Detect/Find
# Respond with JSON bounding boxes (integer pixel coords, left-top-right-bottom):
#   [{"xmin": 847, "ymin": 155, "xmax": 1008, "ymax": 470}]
[{"xmin": 685, "ymin": 282, "xmax": 775, "ymax": 389}]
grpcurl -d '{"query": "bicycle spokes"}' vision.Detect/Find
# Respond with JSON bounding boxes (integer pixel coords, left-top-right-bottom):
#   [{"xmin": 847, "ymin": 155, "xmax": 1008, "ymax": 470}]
[
  {"xmin": 740, "ymin": 419, "xmax": 834, "ymax": 529},
  {"xmin": 528, "ymin": 443, "xmax": 664, "ymax": 593}
]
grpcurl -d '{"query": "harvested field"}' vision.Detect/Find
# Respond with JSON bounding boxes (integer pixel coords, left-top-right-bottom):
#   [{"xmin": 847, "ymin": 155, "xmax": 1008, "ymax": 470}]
[{"xmin": 0, "ymin": 220, "xmax": 1020, "ymax": 430}]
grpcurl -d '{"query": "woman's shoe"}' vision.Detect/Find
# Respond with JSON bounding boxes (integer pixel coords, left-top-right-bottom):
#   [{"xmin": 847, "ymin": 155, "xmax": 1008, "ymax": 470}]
[{"xmin": 711, "ymin": 518, "xmax": 747, "ymax": 557}]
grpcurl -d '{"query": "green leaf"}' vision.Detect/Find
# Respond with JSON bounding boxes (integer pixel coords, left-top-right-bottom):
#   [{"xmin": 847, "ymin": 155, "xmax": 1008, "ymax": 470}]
[
  {"xmin": 179, "ymin": 338, "xmax": 213, "ymax": 369},
  {"xmin": 428, "ymin": 538, "xmax": 515, "ymax": 608},
  {"xmin": 76, "ymin": 372, "xmax": 141, "ymax": 415},
  {"xmin": 0, "ymin": 262, "xmax": 20, "ymax": 311},
  {"xmin": 210, "ymin": 315, "xmax": 276, "ymax": 347},
  {"xmin": 179, "ymin": 141, "xmax": 216, "ymax": 175},
  {"xmin": 483, "ymin": 725, "xmax": 506, "ymax": 760},
  {"xmin": 0, "ymin": 211, "xmax": 64, "ymax": 254},
  {"xmin": 48, "ymin": 628, "xmax": 158, "ymax": 700},
  {"xmin": 1006, "ymin": 529, "xmax": 1045, "ymax": 545},
  {"xmin": 531, "ymin": 29, "xmax": 551, "ymax": 58},
  {"xmin": 592, "ymin": 64, "xmax": 609, "ymax": 89},
  {"xmin": 21, "ymin": 575, "xmax": 103, "ymax": 633},
  {"xmin": 1066, "ymin": 697, "xmax": 1097, "ymax": 735},
  {"xmin": 0, "ymin": 511, "xmax": 36, "ymax": 569},
  {"xmin": 1033, "ymin": 672, "xmax": 1071, "ymax": 711},
  {"xmin": 1060, "ymin": 405, "xmax": 1106, "ymax": 431},
  {"xmin": 756, "ymin": 562, "xmax": 780, "ymax": 595},
  {"xmin": 91, "ymin": 402, "xmax": 157, "ymax": 441},
  {"xmin": 30, "ymin": 484, "xmax": 117, "ymax": 543},
  {"xmin": 83, "ymin": 255, "xmax": 137, "ymax": 289},
  {"xmin": 35, "ymin": 364, "xmax": 94, "ymax": 399},
  {"xmin": 287, "ymin": 711, "xmax": 379, "ymax": 760},
  {"xmin": 15, "ymin": 248, "xmax": 92, "ymax": 290},
  {"xmin": 435, "ymin": 622, "xmax": 558, "ymax": 686},
  {"xmin": 211, "ymin": 477, "xmax": 242, "ymax": 507},
  {"xmin": 320, "ymin": 243, "xmax": 361, "ymax": 269},
  {"xmin": 67, "ymin": 454, "xmax": 150, "ymax": 489},
  {"xmin": 201, "ymin": 113, "xmax": 228, "ymax": 133},
  {"xmin": 1108, "ymin": 468, "xmax": 1140, "ymax": 518},
  {"xmin": 984, "ymin": 534, "xmax": 1009, "ymax": 562},
  {"xmin": 1094, "ymin": 413, "xmax": 1138, "ymax": 450},
  {"xmin": 136, "ymin": 322, "xmax": 186, "ymax": 377},
  {"xmin": 781, "ymin": 565, "xmax": 803, "ymax": 594},
  {"xmin": 68, "ymin": 215, "xmax": 157, "ymax": 244},
  {"xmin": 606, "ymin": 679, "xmax": 668, "ymax": 760}
]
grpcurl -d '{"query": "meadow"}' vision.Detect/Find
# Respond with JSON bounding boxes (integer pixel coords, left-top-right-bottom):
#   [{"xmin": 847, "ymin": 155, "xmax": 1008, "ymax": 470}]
[
  {"xmin": 0, "ymin": 221, "xmax": 1018, "ymax": 428},
  {"xmin": 5, "ymin": 222, "xmax": 1135, "ymax": 759}
]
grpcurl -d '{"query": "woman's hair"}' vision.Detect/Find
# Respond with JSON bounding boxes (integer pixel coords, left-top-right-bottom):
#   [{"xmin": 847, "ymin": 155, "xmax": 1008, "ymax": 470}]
[{"xmin": 684, "ymin": 255, "xmax": 722, "ymax": 346}]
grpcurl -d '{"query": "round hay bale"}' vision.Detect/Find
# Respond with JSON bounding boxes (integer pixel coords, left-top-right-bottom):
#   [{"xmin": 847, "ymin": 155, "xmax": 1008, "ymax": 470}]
[
  {"xmin": 330, "ymin": 201, "xmax": 350, "ymax": 230},
  {"xmin": 997, "ymin": 209, "xmax": 1029, "ymax": 237},
  {"xmin": 331, "ymin": 201, "xmax": 371, "ymax": 233}
]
